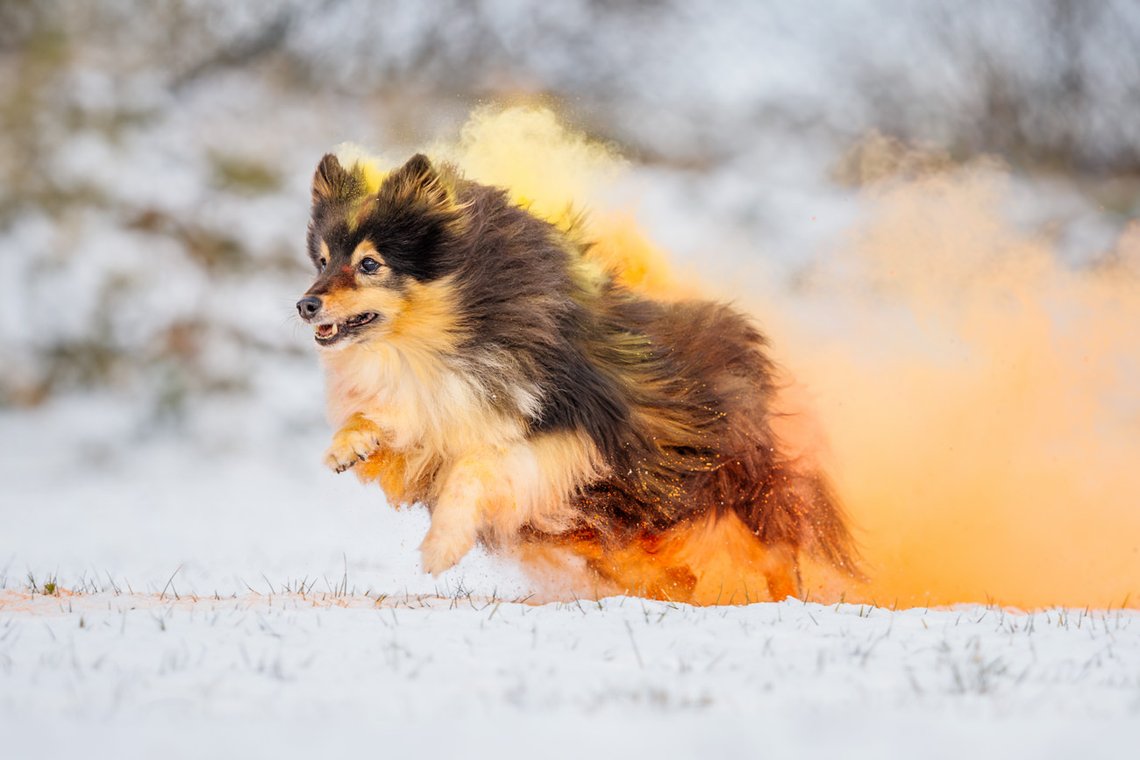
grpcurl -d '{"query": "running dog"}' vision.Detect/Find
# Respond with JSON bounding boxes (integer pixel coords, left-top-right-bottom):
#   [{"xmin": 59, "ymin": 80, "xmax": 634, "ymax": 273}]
[{"xmin": 296, "ymin": 151, "xmax": 857, "ymax": 603}]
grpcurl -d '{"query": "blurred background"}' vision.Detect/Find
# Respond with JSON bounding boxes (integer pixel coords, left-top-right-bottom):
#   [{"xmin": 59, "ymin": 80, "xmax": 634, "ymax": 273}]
[
  {"xmin": 1, "ymin": 0, "xmax": 1138, "ymax": 594},
  {"xmin": 3, "ymin": 0, "xmax": 1139, "ymax": 412}
]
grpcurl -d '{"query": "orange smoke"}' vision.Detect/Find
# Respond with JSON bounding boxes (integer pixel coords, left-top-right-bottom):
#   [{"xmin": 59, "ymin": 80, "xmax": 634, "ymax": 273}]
[
  {"xmin": 517, "ymin": 513, "xmax": 802, "ymax": 605},
  {"xmin": 756, "ymin": 162, "xmax": 1140, "ymax": 610},
  {"xmin": 441, "ymin": 108, "xmax": 1140, "ymax": 609}
]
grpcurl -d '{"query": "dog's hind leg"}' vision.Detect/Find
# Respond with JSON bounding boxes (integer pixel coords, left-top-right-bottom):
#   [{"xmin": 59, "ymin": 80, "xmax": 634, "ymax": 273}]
[{"xmin": 763, "ymin": 545, "xmax": 802, "ymax": 601}]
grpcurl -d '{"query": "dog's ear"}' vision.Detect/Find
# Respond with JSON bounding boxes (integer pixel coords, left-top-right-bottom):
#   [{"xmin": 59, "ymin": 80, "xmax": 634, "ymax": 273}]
[
  {"xmin": 312, "ymin": 153, "xmax": 362, "ymax": 206},
  {"xmin": 384, "ymin": 153, "xmax": 455, "ymax": 212}
]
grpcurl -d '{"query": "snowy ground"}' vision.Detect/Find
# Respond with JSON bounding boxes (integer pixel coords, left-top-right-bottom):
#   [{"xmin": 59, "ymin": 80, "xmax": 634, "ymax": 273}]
[
  {"xmin": 6, "ymin": 591, "xmax": 1139, "ymax": 759},
  {"xmin": 3, "ymin": 395, "xmax": 1139, "ymax": 759}
]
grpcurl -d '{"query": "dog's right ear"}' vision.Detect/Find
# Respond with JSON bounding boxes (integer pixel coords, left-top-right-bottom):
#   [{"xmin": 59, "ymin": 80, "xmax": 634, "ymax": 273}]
[
  {"xmin": 311, "ymin": 153, "xmax": 362, "ymax": 206},
  {"xmin": 384, "ymin": 153, "xmax": 456, "ymax": 212}
]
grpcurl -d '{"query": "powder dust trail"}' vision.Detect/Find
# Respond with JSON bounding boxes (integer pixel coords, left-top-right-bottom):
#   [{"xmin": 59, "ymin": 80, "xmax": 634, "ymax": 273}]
[
  {"xmin": 438, "ymin": 106, "xmax": 697, "ymax": 299},
  {"xmin": 354, "ymin": 107, "xmax": 1140, "ymax": 609},
  {"xmin": 761, "ymin": 164, "xmax": 1140, "ymax": 610}
]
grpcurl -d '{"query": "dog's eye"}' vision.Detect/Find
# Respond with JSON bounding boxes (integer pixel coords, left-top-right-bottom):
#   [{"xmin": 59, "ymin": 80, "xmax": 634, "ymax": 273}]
[{"xmin": 359, "ymin": 257, "xmax": 381, "ymax": 274}]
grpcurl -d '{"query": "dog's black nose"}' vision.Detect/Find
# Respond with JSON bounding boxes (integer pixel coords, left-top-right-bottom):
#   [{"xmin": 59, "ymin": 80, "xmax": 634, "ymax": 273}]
[{"xmin": 296, "ymin": 296, "xmax": 322, "ymax": 320}]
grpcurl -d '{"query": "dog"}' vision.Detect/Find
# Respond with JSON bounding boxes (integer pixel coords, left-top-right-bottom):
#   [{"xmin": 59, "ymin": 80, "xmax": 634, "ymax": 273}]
[{"xmin": 297, "ymin": 150, "xmax": 858, "ymax": 603}]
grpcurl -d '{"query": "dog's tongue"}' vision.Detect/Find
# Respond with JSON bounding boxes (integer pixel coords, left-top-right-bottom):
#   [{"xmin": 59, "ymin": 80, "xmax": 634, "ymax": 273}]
[{"xmin": 315, "ymin": 323, "xmax": 338, "ymax": 339}]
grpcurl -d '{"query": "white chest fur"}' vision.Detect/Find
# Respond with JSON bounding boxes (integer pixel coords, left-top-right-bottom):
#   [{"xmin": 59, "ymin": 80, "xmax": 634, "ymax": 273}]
[{"xmin": 322, "ymin": 341, "xmax": 526, "ymax": 458}]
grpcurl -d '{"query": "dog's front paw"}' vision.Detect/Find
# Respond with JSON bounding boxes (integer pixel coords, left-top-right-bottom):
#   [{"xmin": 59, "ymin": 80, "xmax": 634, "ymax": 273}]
[
  {"xmin": 419, "ymin": 525, "xmax": 475, "ymax": 576},
  {"xmin": 324, "ymin": 415, "xmax": 383, "ymax": 474}
]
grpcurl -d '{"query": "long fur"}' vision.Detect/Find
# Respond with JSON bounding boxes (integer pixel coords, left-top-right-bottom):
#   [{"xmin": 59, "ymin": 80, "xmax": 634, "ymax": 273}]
[{"xmin": 298, "ymin": 152, "xmax": 858, "ymax": 603}]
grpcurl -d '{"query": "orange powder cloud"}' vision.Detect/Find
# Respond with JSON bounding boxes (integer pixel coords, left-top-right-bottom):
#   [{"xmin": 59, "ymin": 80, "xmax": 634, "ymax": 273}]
[
  {"xmin": 435, "ymin": 109, "xmax": 1140, "ymax": 609},
  {"xmin": 758, "ymin": 165, "xmax": 1140, "ymax": 609}
]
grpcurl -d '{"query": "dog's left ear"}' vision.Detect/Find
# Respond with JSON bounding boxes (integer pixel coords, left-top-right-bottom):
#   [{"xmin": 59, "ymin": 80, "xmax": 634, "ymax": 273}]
[{"xmin": 384, "ymin": 153, "xmax": 455, "ymax": 212}]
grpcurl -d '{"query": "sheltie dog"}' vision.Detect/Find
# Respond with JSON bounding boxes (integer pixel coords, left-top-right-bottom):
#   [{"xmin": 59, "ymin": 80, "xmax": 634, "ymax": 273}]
[{"xmin": 297, "ymin": 150, "xmax": 858, "ymax": 604}]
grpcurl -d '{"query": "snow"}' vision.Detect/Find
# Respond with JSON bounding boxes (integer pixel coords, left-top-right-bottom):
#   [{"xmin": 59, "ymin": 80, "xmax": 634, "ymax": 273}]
[
  {"xmin": 4, "ymin": 592, "xmax": 1139, "ymax": 759},
  {"xmin": 3, "ymin": 395, "xmax": 1139, "ymax": 759},
  {"xmin": 6, "ymin": 589, "xmax": 1140, "ymax": 759}
]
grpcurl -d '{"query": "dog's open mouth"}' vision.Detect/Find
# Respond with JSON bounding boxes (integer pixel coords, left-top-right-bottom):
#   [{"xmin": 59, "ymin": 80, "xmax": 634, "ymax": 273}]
[{"xmin": 313, "ymin": 312, "xmax": 380, "ymax": 346}]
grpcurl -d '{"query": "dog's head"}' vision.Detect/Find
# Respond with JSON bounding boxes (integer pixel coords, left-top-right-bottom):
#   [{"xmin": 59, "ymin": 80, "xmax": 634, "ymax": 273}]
[{"xmin": 297, "ymin": 152, "xmax": 466, "ymax": 349}]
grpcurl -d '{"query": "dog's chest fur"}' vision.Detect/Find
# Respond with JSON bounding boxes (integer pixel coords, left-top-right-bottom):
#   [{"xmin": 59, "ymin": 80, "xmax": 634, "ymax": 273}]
[{"xmin": 323, "ymin": 340, "xmax": 529, "ymax": 480}]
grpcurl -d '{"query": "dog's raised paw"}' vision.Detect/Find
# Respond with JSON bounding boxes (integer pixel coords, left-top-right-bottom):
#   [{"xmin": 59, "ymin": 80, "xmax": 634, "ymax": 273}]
[{"xmin": 324, "ymin": 423, "xmax": 382, "ymax": 473}]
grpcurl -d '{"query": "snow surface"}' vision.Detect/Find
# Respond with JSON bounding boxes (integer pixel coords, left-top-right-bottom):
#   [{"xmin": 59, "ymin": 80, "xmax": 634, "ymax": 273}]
[
  {"xmin": 6, "ymin": 591, "xmax": 1139, "ymax": 759},
  {"xmin": 3, "ymin": 395, "xmax": 1139, "ymax": 759}
]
